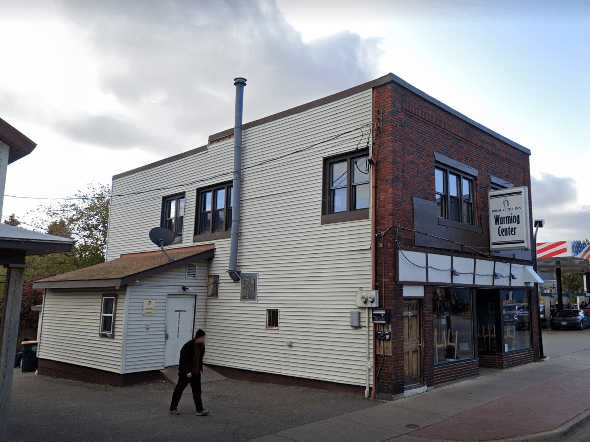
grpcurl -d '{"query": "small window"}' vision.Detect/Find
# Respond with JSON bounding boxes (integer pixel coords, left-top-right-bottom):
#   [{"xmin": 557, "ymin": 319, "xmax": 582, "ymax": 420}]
[
  {"xmin": 323, "ymin": 149, "xmax": 370, "ymax": 217},
  {"xmin": 100, "ymin": 295, "xmax": 116, "ymax": 338},
  {"xmin": 434, "ymin": 165, "xmax": 475, "ymax": 225},
  {"xmin": 240, "ymin": 273, "xmax": 258, "ymax": 301},
  {"xmin": 196, "ymin": 182, "xmax": 233, "ymax": 238},
  {"xmin": 266, "ymin": 309, "xmax": 279, "ymax": 329},
  {"xmin": 207, "ymin": 274, "xmax": 219, "ymax": 298},
  {"xmin": 186, "ymin": 263, "xmax": 197, "ymax": 279},
  {"xmin": 161, "ymin": 193, "xmax": 185, "ymax": 243},
  {"xmin": 435, "ymin": 168, "xmax": 447, "ymax": 217}
]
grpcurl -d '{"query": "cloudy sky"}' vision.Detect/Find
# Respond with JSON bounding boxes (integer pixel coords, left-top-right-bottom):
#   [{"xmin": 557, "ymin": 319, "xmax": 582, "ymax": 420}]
[{"xmin": 1, "ymin": 0, "xmax": 588, "ymax": 241}]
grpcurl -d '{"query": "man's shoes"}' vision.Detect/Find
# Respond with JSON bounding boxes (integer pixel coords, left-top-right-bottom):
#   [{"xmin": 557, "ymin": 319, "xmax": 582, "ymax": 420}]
[
  {"xmin": 169, "ymin": 409, "xmax": 180, "ymax": 415},
  {"xmin": 196, "ymin": 410, "xmax": 209, "ymax": 416}
]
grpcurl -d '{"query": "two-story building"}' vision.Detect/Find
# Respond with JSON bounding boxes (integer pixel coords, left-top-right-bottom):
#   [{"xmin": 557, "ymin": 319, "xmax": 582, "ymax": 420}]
[{"xmin": 35, "ymin": 73, "xmax": 543, "ymax": 396}]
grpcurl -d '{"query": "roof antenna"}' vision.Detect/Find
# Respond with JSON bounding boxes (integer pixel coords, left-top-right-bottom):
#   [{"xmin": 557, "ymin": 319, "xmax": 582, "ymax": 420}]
[{"xmin": 149, "ymin": 227, "xmax": 175, "ymax": 263}]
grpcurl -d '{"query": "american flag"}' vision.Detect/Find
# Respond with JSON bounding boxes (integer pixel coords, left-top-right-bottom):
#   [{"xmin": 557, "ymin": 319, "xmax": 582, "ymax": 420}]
[{"xmin": 537, "ymin": 240, "xmax": 590, "ymax": 261}]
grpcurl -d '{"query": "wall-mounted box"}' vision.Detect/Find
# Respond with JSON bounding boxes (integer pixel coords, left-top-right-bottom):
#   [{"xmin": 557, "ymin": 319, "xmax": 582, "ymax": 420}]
[
  {"xmin": 372, "ymin": 309, "xmax": 390, "ymax": 324},
  {"xmin": 356, "ymin": 289, "xmax": 379, "ymax": 308}
]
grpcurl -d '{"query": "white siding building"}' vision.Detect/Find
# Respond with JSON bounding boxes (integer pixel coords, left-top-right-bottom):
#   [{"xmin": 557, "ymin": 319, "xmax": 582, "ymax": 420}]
[{"xmin": 35, "ymin": 78, "xmax": 379, "ymax": 389}]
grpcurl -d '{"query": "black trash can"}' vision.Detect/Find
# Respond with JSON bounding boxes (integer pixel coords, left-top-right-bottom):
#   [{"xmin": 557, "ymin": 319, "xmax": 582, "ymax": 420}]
[
  {"xmin": 21, "ymin": 340, "xmax": 38, "ymax": 373},
  {"xmin": 14, "ymin": 351, "xmax": 22, "ymax": 368}
]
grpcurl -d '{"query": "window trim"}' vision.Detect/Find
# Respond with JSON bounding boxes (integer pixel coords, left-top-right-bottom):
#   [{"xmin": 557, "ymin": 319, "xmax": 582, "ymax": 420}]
[
  {"xmin": 435, "ymin": 164, "xmax": 476, "ymax": 225},
  {"xmin": 161, "ymin": 192, "xmax": 186, "ymax": 244},
  {"xmin": 99, "ymin": 294, "xmax": 117, "ymax": 338},
  {"xmin": 322, "ymin": 149, "xmax": 370, "ymax": 224},
  {"xmin": 194, "ymin": 181, "xmax": 233, "ymax": 241}
]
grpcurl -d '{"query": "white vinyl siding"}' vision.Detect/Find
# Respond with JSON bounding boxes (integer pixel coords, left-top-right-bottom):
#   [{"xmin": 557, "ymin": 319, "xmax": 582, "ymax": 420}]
[
  {"xmin": 38, "ymin": 290, "xmax": 125, "ymax": 373},
  {"xmin": 107, "ymin": 89, "xmax": 373, "ymax": 386},
  {"xmin": 123, "ymin": 264, "xmax": 207, "ymax": 373}
]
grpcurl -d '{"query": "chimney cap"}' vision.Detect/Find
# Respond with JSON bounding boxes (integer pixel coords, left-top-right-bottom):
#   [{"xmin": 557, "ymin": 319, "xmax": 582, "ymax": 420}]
[{"xmin": 234, "ymin": 77, "xmax": 247, "ymax": 86}]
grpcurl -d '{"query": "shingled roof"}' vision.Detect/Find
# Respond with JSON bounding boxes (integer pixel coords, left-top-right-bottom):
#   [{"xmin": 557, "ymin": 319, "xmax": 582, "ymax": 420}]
[{"xmin": 34, "ymin": 244, "xmax": 214, "ymax": 290}]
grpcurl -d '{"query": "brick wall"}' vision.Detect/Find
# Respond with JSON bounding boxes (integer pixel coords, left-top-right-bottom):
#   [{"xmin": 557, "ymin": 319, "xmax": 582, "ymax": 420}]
[{"xmin": 372, "ymin": 81, "xmax": 539, "ymax": 395}]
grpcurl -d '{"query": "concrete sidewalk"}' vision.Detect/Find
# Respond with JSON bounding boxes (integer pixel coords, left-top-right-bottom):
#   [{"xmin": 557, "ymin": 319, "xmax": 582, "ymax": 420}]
[{"xmin": 252, "ymin": 343, "xmax": 590, "ymax": 442}]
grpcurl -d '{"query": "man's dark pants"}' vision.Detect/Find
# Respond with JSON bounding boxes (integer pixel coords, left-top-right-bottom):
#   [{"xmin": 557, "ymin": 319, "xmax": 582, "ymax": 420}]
[{"xmin": 170, "ymin": 374, "xmax": 203, "ymax": 412}]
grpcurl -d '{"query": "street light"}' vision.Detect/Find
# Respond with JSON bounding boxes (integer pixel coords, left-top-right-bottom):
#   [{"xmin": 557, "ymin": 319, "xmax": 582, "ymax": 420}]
[{"xmin": 533, "ymin": 219, "xmax": 545, "ymax": 359}]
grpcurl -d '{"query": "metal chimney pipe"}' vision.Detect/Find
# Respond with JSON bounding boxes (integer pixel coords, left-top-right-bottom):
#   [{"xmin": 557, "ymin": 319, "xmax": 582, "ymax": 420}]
[{"xmin": 228, "ymin": 77, "xmax": 246, "ymax": 282}]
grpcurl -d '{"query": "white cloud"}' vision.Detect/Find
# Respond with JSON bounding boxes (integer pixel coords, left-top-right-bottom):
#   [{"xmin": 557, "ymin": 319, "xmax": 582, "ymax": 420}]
[{"xmin": 532, "ymin": 174, "xmax": 589, "ymax": 241}]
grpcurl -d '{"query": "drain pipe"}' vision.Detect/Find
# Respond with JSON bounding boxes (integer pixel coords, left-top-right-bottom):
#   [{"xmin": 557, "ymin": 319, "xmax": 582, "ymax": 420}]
[{"xmin": 228, "ymin": 77, "xmax": 247, "ymax": 282}]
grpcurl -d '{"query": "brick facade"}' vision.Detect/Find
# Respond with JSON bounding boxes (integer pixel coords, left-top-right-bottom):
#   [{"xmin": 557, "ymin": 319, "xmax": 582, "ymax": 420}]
[{"xmin": 372, "ymin": 81, "xmax": 540, "ymax": 395}]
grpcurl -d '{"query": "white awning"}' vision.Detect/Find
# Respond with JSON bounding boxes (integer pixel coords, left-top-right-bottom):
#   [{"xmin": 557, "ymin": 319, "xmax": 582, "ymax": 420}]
[{"xmin": 523, "ymin": 266, "xmax": 544, "ymax": 284}]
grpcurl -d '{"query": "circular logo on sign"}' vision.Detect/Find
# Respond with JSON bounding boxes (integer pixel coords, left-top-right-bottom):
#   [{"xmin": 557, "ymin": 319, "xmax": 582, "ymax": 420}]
[{"xmin": 503, "ymin": 199, "xmax": 510, "ymax": 208}]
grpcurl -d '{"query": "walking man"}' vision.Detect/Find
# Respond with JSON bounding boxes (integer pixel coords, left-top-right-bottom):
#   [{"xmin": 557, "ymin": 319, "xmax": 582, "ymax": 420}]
[{"xmin": 169, "ymin": 329, "xmax": 209, "ymax": 416}]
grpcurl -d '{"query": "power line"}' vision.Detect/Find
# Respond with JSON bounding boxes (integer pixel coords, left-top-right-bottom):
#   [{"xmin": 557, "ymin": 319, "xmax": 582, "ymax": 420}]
[{"xmin": 3, "ymin": 123, "xmax": 371, "ymax": 202}]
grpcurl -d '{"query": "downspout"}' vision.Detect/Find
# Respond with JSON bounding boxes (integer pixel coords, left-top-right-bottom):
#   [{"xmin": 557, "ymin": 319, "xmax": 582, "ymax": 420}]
[
  {"xmin": 370, "ymin": 118, "xmax": 378, "ymax": 400},
  {"xmin": 228, "ymin": 77, "xmax": 247, "ymax": 282}
]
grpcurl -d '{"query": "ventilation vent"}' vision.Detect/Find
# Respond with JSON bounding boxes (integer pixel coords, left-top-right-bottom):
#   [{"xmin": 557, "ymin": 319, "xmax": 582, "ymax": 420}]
[{"xmin": 186, "ymin": 263, "xmax": 197, "ymax": 279}]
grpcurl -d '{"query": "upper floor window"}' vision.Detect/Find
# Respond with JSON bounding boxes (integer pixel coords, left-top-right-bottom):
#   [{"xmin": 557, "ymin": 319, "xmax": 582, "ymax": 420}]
[
  {"xmin": 435, "ymin": 166, "xmax": 475, "ymax": 225},
  {"xmin": 161, "ymin": 193, "xmax": 185, "ymax": 243},
  {"xmin": 323, "ymin": 150, "xmax": 370, "ymax": 221},
  {"xmin": 195, "ymin": 182, "xmax": 232, "ymax": 239}
]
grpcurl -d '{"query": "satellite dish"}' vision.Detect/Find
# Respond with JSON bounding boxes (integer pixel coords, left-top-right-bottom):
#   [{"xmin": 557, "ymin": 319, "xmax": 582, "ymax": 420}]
[{"xmin": 149, "ymin": 227, "xmax": 175, "ymax": 248}]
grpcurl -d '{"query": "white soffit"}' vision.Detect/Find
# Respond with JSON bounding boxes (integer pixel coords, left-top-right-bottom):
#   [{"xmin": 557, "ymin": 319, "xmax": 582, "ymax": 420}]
[
  {"xmin": 403, "ymin": 285, "xmax": 425, "ymax": 298},
  {"xmin": 428, "ymin": 254, "xmax": 452, "ymax": 283},
  {"xmin": 475, "ymin": 260, "xmax": 494, "ymax": 286},
  {"xmin": 494, "ymin": 262, "xmax": 510, "ymax": 287},
  {"xmin": 453, "ymin": 257, "xmax": 475, "ymax": 285},
  {"xmin": 398, "ymin": 250, "xmax": 427, "ymax": 283}
]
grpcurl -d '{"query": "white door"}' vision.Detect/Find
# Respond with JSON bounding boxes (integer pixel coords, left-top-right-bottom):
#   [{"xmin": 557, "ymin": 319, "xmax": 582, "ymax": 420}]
[{"xmin": 165, "ymin": 296, "xmax": 195, "ymax": 367}]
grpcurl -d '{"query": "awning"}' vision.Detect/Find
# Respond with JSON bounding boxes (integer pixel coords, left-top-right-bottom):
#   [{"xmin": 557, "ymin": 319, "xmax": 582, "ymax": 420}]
[
  {"xmin": 34, "ymin": 244, "xmax": 214, "ymax": 290},
  {"xmin": 523, "ymin": 266, "xmax": 544, "ymax": 284}
]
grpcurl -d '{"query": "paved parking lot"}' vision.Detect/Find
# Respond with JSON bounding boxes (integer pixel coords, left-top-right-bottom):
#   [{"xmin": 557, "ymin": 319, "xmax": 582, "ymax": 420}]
[
  {"xmin": 8, "ymin": 328, "xmax": 590, "ymax": 442},
  {"xmin": 7, "ymin": 368, "xmax": 378, "ymax": 442}
]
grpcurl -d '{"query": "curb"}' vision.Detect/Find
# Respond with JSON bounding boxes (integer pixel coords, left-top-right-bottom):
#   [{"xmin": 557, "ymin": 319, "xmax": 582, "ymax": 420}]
[{"xmin": 495, "ymin": 407, "xmax": 590, "ymax": 442}]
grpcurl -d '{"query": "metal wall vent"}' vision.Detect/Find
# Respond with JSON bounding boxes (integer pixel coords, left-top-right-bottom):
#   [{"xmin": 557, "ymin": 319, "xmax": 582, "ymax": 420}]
[{"xmin": 186, "ymin": 263, "xmax": 197, "ymax": 279}]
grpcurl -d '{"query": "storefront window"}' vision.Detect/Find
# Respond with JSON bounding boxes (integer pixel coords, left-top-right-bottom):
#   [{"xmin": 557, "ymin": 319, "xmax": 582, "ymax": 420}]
[
  {"xmin": 501, "ymin": 289, "xmax": 531, "ymax": 352},
  {"xmin": 433, "ymin": 288, "xmax": 474, "ymax": 364}
]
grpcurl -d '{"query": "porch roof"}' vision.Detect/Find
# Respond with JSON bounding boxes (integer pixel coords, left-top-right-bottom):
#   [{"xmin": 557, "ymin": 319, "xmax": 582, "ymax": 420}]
[
  {"xmin": 0, "ymin": 224, "xmax": 73, "ymax": 263},
  {"xmin": 33, "ymin": 244, "xmax": 214, "ymax": 290}
]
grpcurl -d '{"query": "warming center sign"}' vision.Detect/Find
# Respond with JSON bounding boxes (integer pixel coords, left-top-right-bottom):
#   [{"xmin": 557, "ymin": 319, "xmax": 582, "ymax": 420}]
[{"xmin": 489, "ymin": 186, "xmax": 531, "ymax": 250}]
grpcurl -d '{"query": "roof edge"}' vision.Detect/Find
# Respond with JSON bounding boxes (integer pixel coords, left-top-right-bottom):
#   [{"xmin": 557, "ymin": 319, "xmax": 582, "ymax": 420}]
[
  {"xmin": 385, "ymin": 73, "xmax": 531, "ymax": 155},
  {"xmin": 0, "ymin": 117, "xmax": 37, "ymax": 163},
  {"xmin": 113, "ymin": 145, "xmax": 208, "ymax": 180},
  {"xmin": 111, "ymin": 72, "xmax": 530, "ymax": 181},
  {"xmin": 34, "ymin": 279, "xmax": 122, "ymax": 290}
]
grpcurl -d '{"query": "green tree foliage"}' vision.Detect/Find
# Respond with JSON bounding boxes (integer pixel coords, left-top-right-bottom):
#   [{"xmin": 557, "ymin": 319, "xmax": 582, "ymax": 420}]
[
  {"xmin": 24, "ymin": 183, "xmax": 111, "ymax": 282},
  {"xmin": 562, "ymin": 272, "xmax": 584, "ymax": 294}
]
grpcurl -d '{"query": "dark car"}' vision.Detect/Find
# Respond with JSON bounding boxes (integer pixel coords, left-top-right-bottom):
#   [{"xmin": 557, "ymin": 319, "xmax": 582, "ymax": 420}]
[{"xmin": 550, "ymin": 309, "xmax": 590, "ymax": 330}]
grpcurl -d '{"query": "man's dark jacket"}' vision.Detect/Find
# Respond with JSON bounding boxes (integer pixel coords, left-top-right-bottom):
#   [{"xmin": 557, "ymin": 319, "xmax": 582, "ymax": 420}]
[{"xmin": 178, "ymin": 340, "xmax": 205, "ymax": 376}]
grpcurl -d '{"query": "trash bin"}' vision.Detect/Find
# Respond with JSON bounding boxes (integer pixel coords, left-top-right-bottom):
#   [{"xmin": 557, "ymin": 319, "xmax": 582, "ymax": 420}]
[
  {"xmin": 14, "ymin": 351, "xmax": 22, "ymax": 368},
  {"xmin": 21, "ymin": 340, "xmax": 38, "ymax": 373}
]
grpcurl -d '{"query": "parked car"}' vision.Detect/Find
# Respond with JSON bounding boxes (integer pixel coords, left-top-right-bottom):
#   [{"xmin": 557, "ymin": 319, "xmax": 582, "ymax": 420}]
[
  {"xmin": 550, "ymin": 309, "xmax": 590, "ymax": 330},
  {"xmin": 539, "ymin": 304, "xmax": 548, "ymax": 328}
]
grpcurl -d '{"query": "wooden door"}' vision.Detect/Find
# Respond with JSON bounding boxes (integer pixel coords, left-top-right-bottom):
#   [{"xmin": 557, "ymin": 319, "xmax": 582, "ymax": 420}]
[{"xmin": 403, "ymin": 299, "xmax": 423, "ymax": 387}]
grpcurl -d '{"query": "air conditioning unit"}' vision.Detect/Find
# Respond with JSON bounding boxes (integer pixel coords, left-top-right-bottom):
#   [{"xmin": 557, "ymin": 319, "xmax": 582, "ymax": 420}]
[{"xmin": 356, "ymin": 288, "xmax": 379, "ymax": 308}]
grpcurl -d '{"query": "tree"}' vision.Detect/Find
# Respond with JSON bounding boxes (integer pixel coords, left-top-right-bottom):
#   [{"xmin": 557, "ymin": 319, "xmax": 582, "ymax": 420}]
[
  {"xmin": 45, "ymin": 184, "xmax": 110, "ymax": 268},
  {"xmin": 562, "ymin": 272, "xmax": 584, "ymax": 294},
  {"xmin": 24, "ymin": 183, "xmax": 111, "ymax": 281},
  {"xmin": 4, "ymin": 213, "xmax": 21, "ymax": 226}
]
